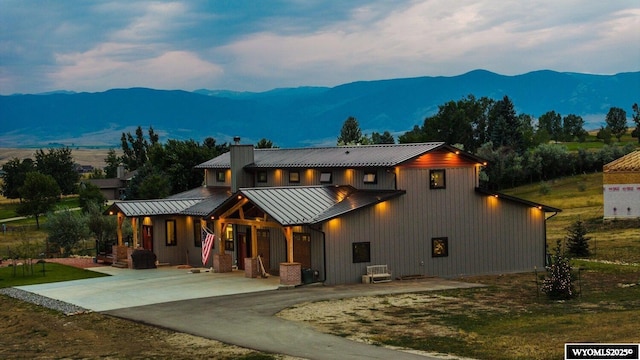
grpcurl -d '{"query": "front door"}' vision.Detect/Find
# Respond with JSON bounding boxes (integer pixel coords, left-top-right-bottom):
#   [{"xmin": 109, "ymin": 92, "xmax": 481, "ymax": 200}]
[
  {"xmin": 237, "ymin": 233, "xmax": 247, "ymax": 270},
  {"xmin": 142, "ymin": 225, "xmax": 153, "ymax": 250},
  {"xmin": 293, "ymin": 233, "xmax": 311, "ymax": 269}
]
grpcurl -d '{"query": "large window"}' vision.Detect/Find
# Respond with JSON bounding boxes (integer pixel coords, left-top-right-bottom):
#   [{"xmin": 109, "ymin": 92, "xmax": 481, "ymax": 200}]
[
  {"xmin": 352, "ymin": 242, "xmax": 371, "ymax": 263},
  {"xmin": 166, "ymin": 220, "xmax": 177, "ymax": 246},
  {"xmin": 194, "ymin": 221, "xmax": 202, "ymax": 248},
  {"xmin": 320, "ymin": 171, "xmax": 332, "ymax": 183},
  {"xmin": 216, "ymin": 171, "xmax": 226, "ymax": 182},
  {"xmin": 430, "ymin": 169, "xmax": 446, "ymax": 189}
]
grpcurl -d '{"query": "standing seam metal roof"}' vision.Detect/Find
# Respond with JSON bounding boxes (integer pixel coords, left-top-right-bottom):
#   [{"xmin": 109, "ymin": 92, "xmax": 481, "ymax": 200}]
[
  {"xmin": 230, "ymin": 185, "xmax": 405, "ymax": 226},
  {"xmin": 195, "ymin": 142, "xmax": 448, "ymax": 169}
]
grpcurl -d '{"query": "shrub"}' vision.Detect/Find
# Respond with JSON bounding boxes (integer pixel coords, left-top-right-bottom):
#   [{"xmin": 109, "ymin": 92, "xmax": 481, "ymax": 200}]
[{"xmin": 541, "ymin": 240, "xmax": 575, "ymax": 300}]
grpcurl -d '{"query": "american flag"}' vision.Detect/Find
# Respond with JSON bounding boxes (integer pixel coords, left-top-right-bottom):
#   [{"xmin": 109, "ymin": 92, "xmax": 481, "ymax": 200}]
[{"xmin": 201, "ymin": 227, "xmax": 215, "ymax": 266}]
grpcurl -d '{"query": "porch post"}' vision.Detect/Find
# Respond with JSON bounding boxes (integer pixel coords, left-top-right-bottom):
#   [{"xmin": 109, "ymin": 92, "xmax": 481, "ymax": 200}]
[
  {"xmin": 251, "ymin": 225, "xmax": 258, "ymax": 259},
  {"xmin": 131, "ymin": 217, "xmax": 138, "ymax": 248},
  {"xmin": 285, "ymin": 227, "xmax": 294, "ymax": 263},
  {"xmin": 117, "ymin": 212, "xmax": 124, "ymax": 246}
]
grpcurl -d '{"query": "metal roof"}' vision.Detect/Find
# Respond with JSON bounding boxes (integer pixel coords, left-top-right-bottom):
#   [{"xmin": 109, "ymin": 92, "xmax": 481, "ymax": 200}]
[
  {"xmin": 106, "ymin": 199, "xmax": 203, "ymax": 217},
  {"xmin": 213, "ymin": 185, "xmax": 405, "ymax": 226},
  {"xmin": 105, "ymin": 186, "xmax": 231, "ymax": 217},
  {"xmin": 474, "ymin": 188, "xmax": 562, "ymax": 213},
  {"xmin": 194, "ymin": 142, "xmax": 475, "ymax": 169},
  {"xmin": 603, "ymin": 150, "xmax": 640, "ymax": 172}
]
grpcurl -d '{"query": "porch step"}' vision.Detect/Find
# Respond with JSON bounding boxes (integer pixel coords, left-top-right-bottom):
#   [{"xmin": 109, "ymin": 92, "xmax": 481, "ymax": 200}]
[{"xmin": 112, "ymin": 261, "xmax": 128, "ymax": 268}]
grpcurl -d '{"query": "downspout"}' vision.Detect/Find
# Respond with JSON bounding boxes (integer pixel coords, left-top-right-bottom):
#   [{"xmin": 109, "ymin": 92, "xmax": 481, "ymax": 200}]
[
  {"xmin": 309, "ymin": 225, "xmax": 327, "ymax": 283},
  {"xmin": 544, "ymin": 211, "xmax": 559, "ymax": 266}
]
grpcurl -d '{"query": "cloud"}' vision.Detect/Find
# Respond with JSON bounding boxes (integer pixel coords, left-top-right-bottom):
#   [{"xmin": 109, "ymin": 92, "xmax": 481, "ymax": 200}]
[{"xmin": 51, "ymin": 44, "xmax": 223, "ymax": 91}]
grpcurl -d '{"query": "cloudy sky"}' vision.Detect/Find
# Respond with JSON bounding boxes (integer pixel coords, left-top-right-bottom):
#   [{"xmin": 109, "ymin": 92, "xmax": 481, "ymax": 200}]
[{"xmin": 1, "ymin": 0, "xmax": 638, "ymax": 95}]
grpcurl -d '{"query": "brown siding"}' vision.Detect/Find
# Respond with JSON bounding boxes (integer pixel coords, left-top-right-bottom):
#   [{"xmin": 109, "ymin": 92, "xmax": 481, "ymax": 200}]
[
  {"xmin": 400, "ymin": 149, "xmax": 479, "ymax": 168},
  {"xmin": 256, "ymin": 168, "xmax": 396, "ymax": 190}
]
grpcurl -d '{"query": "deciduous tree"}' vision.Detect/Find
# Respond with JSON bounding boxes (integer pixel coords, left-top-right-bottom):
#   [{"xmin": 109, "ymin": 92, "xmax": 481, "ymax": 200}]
[
  {"xmin": 16, "ymin": 172, "xmax": 60, "ymax": 229},
  {"xmin": 1, "ymin": 157, "xmax": 35, "ymax": 199},
  {"xmin": 605, "ymin": 107, "xmax": 628, "ymax": 142},
  {"xmin": 34, "ymin": 147, "xmax": 78, "ymax": 195}
]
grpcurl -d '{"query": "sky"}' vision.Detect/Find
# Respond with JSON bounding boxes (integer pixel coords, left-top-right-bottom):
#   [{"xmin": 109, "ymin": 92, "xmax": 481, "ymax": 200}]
[{"xmin": 1, "ymin": 0, "xmax": 638, "ymax": 95}]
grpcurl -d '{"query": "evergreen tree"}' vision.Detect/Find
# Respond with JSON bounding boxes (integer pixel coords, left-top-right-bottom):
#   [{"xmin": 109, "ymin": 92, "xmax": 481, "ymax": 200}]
[
  {"xmin": 541, "ymin": 240, "xmax": 575, "ymax": 300},
  {"xmin": 565, "ymin": 219, "xmax": 591, "ymax": 257},
  {"xmin": 103, "ymin": 148, "xmax": 121, "ymax": 178},
  {"xmin": 488, "ymin": 96, "xmax": 523, "ymax": 153},
  {"xmin": 337, "ymin": 116, "xmax": 363, "ymax": 145}
]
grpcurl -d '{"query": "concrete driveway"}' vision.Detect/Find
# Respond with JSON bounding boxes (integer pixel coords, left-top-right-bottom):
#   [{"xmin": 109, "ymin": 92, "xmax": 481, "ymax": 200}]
[{"xmin": 19, "ymin": 266, "xmax": 482, "ymax": 359}]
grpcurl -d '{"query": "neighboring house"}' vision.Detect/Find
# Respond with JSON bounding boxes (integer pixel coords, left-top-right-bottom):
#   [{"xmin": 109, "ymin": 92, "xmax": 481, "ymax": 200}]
[
  {"xmin": 87, "ymin": 166, "xmax": 137, "ymax": 200},
  {"xmin": 603, "ymin": 150, "xmax": 640, "ymax": 220},
  {"xmin": 105, "ymin": 142, "xmax": 560, "ymax": 286}
]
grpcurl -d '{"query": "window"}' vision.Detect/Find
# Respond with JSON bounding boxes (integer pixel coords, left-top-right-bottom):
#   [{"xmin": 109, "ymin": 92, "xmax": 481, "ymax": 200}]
[
  {"xmin": 352, "ymin": 242, "xmax": 371, "ymax": 263},
  {"xmin": 165, "ymin": 220, "xmax": 177, "ymax": 246},
  {"xmin": 430, "ymin": 169, "xmax": 446, "ymax": 189},
  {"xmin": 194, "ymin": 221, "xmax": 202, "ymax": 247},
  {"xmin": 363, "ymin": 171, "xmax": 377, "ymax": 184},
  {"xmin": 320, "ymin": 172, "xmax": 332, "ymax": 183},
  {"xmin": 431, "ymin": 237, "xmax": 448, "ymax": 257},
  {"xmin": 216, "ymin": 171, "xmax": 225, "ymax": 182},
  {"xmin": 257, "ymin": 171, "xmax": 268, "ymax": 183},
  {"xmin": 289, "ymin": 171, "xmax": 300, "ymax": 183}
]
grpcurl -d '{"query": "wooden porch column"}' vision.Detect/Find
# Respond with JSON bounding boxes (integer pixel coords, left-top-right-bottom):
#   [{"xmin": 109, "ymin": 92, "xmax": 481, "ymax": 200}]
[
  {"xmin": 117, "ymin": 212, "xmax": 124, "ymax": 246},
  {"xmin": 251, "ymin": 225, "xmax": 258, "ymax": 259},
  {"xmin": 131, "ymin": 217, "xmax": 138, "ymax": 248},
  {"xmin": 284, "ymin": 227, "xmax": 294, "ymax": 263}
]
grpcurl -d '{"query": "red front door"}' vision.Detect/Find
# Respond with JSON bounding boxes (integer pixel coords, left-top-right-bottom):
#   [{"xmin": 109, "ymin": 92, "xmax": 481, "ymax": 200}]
[
  {"xmin": 237, "ymin": 233, "xmax": 247, "ymax": 269},
  {"xmin": 142, "ymin": 225, "xmax": 153, "ymax": 250}
]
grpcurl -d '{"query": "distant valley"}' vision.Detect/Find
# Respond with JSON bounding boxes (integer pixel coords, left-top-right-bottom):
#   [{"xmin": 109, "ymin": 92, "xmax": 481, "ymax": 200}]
[{"xmin": 1, "ymin": 69, "xmax": 638, "ymax": 148}]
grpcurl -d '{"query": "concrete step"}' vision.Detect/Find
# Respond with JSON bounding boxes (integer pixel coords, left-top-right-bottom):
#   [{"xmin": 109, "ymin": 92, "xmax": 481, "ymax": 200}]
[{"xmin": 112, "ymin": 261, "xmax": 128, "ymax": 268}]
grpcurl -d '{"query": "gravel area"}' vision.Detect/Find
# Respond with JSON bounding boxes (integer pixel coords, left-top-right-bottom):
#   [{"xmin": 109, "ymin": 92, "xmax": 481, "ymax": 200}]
[{"xmin": 0, "ymin": 287, "xmax": 90, "ymax": 315}]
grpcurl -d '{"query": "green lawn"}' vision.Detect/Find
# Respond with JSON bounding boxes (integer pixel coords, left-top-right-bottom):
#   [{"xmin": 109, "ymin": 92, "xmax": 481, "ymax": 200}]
[{"xmin": 0, "ymin": 262, "xmax": 107, "ymax": 288}]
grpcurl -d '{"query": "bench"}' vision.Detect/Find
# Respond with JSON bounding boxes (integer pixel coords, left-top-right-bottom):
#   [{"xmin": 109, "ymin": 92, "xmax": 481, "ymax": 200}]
[{"xmin": 366, "ymin": 265, "xmax": 392, "ymax": 283}]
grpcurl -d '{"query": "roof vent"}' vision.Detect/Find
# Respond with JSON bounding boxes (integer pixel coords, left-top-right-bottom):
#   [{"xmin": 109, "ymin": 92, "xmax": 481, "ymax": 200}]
[
  {"xmin": 345, "ymin": 150, "xmax": 350, "ymax": 154},
  {"xmin": 233, "ymin": 136, "xmax": 241, "ymax": 144}
]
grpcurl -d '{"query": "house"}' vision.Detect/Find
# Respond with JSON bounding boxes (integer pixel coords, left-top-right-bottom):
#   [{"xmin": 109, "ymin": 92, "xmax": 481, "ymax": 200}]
[
  {"xmin": 104, "ymin": 141, "xmax": 560, "ymax": 286},
  {"xmin": 87, "ymin": 166, "xmax": 137, "ymax": 201},
  {"xmin": 603, "ymin": 150, "xmax": 640, "ymax": 220}
]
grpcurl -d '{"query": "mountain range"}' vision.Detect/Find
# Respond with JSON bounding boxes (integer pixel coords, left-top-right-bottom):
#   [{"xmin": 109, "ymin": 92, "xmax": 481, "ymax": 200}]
[{"xmin": 1, "ymin": 69, "xmax": 638, "ymax": 148}]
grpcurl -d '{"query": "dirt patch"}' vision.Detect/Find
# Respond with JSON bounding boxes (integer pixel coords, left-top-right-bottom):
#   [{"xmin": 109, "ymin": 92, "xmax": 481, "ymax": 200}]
[{"xmin": 0, "ymin": 295, "xmax": 291, "ymax": 359}]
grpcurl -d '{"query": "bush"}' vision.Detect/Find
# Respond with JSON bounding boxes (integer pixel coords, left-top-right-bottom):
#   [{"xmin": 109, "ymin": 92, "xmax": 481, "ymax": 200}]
[{"xmin": 541, "ymin": 240, "xmax": 575, "ymax": 300}]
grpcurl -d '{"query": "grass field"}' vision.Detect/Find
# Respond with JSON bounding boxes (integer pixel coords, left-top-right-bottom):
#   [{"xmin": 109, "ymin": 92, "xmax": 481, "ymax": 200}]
[{"xmin": 0, "ymin": 262, "xmax": 107, "ymax": 288}]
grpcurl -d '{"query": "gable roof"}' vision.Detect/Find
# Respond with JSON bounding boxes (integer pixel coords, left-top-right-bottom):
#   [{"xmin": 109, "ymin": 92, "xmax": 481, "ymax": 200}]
[
  {"xmin": 195, "ymin": 142, "xmax": 486, "ymax": 169},
  {"xmin": 210, "ymin": 185, "xmax": 405, "ymax": 226},
  {"xmin": 603, "ymin": 150, "xmax": 640, "ymax": 172}
]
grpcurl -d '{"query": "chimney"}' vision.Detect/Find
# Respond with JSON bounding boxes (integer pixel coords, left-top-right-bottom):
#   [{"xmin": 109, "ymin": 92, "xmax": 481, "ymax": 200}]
[{"xmin": 230, "ymin": 138, "xmax": 254, "ymax": 192}]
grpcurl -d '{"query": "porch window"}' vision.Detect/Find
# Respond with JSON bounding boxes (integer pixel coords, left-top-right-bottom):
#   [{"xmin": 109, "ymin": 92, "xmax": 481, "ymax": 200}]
[
  {"xmin": 166, "ymin": 220, "xmax": 177, "ymax": 246},
  {"xmin": 289, "ymin": 171, "xmax": 300, "ymax": 183},
  {"xmin": 352, "ymin": 242, "xmax": 371, "ymax": 263},
  {"xmin": 363, "ymin": 171, "xmax": 377, "ymax": 184},
  {"xmin": 431, "ymin": 237, "xmax": 448, "ymax": 257},
  {"xmin": 216, "ymin": 170, "xmax": 225, "ymax": 182},
  {"xmin": 257, "ymin": 171, "xmax": 268, "ymax": 183},
  {"xmin": 320, "ymin": 172, "xmax": 332, "ymax": 183},
  {"xmin": 194, "ymin": 221, "xmax": 202, "ymax": 247},
  {"xmin": 430, "ymin": 169, "xmax": 446, "ymax": 189}
]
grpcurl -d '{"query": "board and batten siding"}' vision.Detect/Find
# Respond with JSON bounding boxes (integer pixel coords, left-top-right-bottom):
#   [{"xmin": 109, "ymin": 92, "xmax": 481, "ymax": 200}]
[
  {"xmin": 150, "ymin": 215, "xmax": 208, "ymax": 266},
  {"xmin": 321, "ymin": 165, "xmax": 547, "ymax": 285},
  {"xmin": 253, "ymin": 168, "xmax": 396, "ymax": 190}
]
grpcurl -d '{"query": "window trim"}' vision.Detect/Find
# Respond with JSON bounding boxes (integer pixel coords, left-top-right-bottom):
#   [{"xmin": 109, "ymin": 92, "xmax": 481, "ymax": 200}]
[
  {"xmin": 352, "ymin": 241, "xmax": 371, "ymax": 263},
  {"xmin": 216, "ymin": 170, "xmax": 226, "ymax": 182},
  {"xmin": 320, "ymin": 171, "xmax": 332, "ymax": 183},
  {"xmin": 257, "ymin": 171, "xmax": 268, "ymax": 183},
  {"xmin": 431, "ymin": 237, "xmax": 449, "ymax": 257},
  {"xmin": 429, "ymin": 169, "xmax": 446, "ymax": 189},
  {"xmin": 363, "ymin": 171, "xmax": 377, "ymax": 184},
  {"xmin": 165, "ymin": 219, "xmax": 177, "ymax": 246}
]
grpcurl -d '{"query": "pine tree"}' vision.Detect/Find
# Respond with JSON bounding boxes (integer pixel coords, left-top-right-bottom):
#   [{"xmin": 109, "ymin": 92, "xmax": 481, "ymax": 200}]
[
  {"xmin": 541, "ymin": 240, "xmax": 575, "ymax": 300},
  {"xmin": 566, "ymin": 219, "xmax": 591, "ymax": 257}
]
